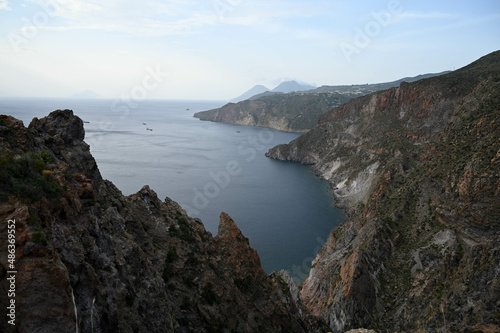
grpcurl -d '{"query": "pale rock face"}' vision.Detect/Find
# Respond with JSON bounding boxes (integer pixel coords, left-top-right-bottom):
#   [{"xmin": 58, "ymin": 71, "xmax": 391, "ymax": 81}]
[{"xmin": 332, "ymin": 161, "xmax": 380, "ymax": 207}]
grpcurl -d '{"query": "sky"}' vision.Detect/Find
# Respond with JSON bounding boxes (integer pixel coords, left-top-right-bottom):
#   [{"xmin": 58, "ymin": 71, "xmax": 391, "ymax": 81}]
[{"xmin": 0, "ymin": 0, "xmax": 499, "ymax": 100}]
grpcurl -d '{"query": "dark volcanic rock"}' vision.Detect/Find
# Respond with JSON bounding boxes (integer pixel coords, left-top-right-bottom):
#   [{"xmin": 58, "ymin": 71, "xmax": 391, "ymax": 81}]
[
  {"xmin": 29, "ymin": 109, "xmax": 101, "ymax": 184},
  {"xmin": 0, "ymin": 110, "xmax": 328, "ymax": 333}
]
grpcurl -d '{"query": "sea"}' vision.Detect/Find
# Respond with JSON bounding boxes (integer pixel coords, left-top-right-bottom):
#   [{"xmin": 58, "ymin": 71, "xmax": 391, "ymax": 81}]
[{"xmin": 0, "ymin": 97, "xmax": 344, "ymax": 282}]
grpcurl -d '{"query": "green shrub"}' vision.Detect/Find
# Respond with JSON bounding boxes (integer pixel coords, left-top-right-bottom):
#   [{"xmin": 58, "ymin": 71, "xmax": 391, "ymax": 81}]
[
  {"xmin": 33, "ymin": 159, "xmax": 45, "ymax": 174},
  {"xmin": 0, "ymin": 148, "xmax": 14, "ymax": 166},
  {"xmin": 178, "ymin": 218, "xmax": 195, "ymax": 242},
  {"xmin": 31, "ymin": 231, "xmax": 48, "ymax": 246},
  {"xmin": 28, "ymin": 214, "xmax": 38, "ymax": 225},
  {"xmin": 41, "ymin": 151, "xmax": 55, "ymax": 164},
  {"xmin": 12, "ymin": 157, "xmax": 31, "ymax": 178},
  {"xmin": 28, "ymin": 152, "xmax": 39, "ymax": 160},
  {"xmin": 0, "ymin": 151, "xmax": 64, "ymax": 201}
]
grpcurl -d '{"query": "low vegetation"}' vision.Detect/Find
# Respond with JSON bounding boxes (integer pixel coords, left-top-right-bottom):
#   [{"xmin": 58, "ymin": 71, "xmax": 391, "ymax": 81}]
[{"xmin": 0, "ymin": 149, "xmax": 64, "ymax": 201}]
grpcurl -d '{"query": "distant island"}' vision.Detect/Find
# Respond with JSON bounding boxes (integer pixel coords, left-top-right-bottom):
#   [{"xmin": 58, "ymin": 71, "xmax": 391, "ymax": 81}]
[{"xmin": 230, "ymin": 81, "xmax": 316, "ymax": 103}]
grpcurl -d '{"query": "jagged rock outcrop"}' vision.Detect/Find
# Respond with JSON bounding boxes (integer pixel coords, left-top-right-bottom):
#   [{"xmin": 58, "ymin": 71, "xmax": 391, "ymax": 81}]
[
  {"xmin": 267, "ymin": 51, "xmax": 500, "ymax": 332},
  {"xmin": 0, "ymin": 110, "xmax": 329, "ymax": 332}
]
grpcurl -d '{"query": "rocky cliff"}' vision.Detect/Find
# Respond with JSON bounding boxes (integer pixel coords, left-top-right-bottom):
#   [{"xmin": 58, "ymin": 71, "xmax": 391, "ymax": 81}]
[
  {"xmin": 0, "ymin": 110, "xmax": 329, "ymax": 332},
  {"xmin": 194, "ymin": 92, "xmax": 355, "ymax": 132},
  {"xmin": 194, "ymin": 73, "xmax": 448, "ymax": 133},
  {"xmin": 266, "ymin": 51, "xmax": 500, "ymax": 332}
]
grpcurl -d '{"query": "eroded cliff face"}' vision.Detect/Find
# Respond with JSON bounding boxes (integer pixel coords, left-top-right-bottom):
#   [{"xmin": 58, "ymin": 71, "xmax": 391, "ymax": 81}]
[
  {"xmin": 194, "ymin": 74, "xmax": 448, "ymax": 134},
  {"xmin": 0, "ymin": 110, "xmax": 328, "ymax": 332},
  {"xmin": 267, "ymin": 51, "xmax": 500, "ymax": 332},
  {"xmin": 194, "ymin": 93, "xmax": 354, "ymax": 132}
]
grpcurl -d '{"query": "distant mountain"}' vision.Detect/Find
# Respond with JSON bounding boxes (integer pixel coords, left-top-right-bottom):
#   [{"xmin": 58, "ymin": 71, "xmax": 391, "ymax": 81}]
[
  {"xmin": 271, "ymin": 81, "xmax": 315, "ymax": 93},
  {"xmin": 229, "ymin": 81, "xmax": 315, "ymax": 103},
  {"xmin": 194, "ymin": 72, "xmax": 449, "ymax": 132},
  {"xmin": 71, "ymin": 89, "xmax": 103, "ymax": 99},
  {"xmin": 230, "ymin": 85, "xmax": 269, "ymax": 103}
]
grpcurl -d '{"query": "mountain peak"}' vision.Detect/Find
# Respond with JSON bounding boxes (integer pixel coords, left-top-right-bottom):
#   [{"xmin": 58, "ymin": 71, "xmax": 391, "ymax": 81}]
[
  {"xmin": 230, "ymin": 85, "xmax": 269, "ymax": 103},
  {"xmin": 271, "ymin": 81, "xmax": 315, "ymax": 93}
]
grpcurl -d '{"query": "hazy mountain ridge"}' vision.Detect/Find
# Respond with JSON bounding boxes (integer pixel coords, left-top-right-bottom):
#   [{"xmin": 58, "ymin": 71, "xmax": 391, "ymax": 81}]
[
  {"xmin": 271, "ymin": 81, "xmax": 316, "ymax": 93},
  {"xmin": 194, "ymin": 72, "xmax": 449, "ymax": 132},
  {"xmin": 266, "ymin": 51, "xmax": 500, "ymax": 332},
  {"xmin": 230, "ymin": 85, "xmax": 269, "ymax": 103},
  {"xmin": 230, "ymin": 81, "xmax": 316, "ymax": 103}
]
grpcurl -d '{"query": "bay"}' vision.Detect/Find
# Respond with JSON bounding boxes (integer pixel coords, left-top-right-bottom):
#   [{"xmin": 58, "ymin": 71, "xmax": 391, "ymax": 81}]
[{"xmin": 0, "ymin": 97, "xmax": 344, "ymax": 282}]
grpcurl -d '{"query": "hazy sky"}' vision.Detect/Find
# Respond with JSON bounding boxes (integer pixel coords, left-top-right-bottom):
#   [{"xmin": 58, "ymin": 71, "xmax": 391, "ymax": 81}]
[{"xmin": 0, "ymin": 0, "xmax": 499, "ymax": 100}]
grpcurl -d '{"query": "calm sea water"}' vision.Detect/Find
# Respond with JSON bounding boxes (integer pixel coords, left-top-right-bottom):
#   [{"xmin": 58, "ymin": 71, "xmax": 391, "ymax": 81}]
[{"xmin": 0, "ymin": 98, "xmax": 344, "ymax": 282}]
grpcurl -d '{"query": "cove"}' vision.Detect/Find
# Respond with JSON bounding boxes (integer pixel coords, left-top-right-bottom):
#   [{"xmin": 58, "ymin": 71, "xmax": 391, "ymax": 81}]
[{"xmin": 0, "ymin": 97, "xmax": 345, "ymax": 282}]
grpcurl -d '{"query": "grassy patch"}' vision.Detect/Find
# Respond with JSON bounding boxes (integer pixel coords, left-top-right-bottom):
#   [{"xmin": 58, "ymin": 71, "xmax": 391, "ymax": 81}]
[
  {"xmin": 0, "ymin": 150, "xmax": 63, "ymax": 201},
  {"xmin": 31, "ymin": 231, "xmax": 48, "ymax": 246}
]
